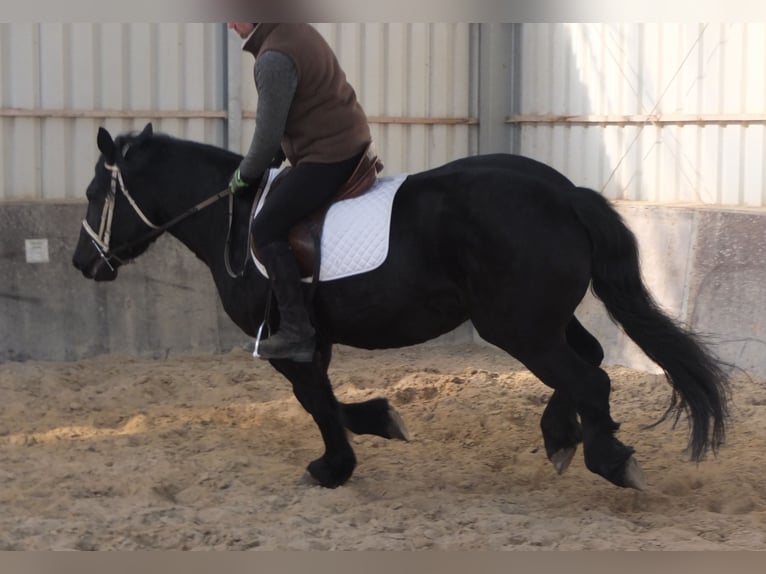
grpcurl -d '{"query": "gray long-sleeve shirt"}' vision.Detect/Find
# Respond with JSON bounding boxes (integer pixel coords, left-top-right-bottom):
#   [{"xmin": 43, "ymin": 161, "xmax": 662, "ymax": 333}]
[{"xmin": 238, "ymin": 50, "xmax": 298, "ymax": 181}]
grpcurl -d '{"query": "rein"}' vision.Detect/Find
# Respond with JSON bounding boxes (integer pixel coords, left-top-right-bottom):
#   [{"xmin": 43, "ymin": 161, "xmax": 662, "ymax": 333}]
[{"xmin": 81, "ymin": 161, "xmax": 231, "ymax": 270}]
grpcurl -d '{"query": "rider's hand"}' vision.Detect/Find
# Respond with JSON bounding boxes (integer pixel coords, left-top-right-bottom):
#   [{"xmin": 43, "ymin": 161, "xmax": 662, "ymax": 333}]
[{"xmin": 228, "ymin": 167, "xmax": 253, "ymax": 195}]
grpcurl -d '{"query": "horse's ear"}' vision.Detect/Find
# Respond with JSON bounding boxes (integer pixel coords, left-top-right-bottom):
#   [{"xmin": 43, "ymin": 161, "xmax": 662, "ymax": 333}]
[
  {"xmin": 97, "ymin": 127, "xmax": 116, "ymax": 162},
  {"xmin": 137, "ymin": 122, "xmax": 153, "ymax": 143}
]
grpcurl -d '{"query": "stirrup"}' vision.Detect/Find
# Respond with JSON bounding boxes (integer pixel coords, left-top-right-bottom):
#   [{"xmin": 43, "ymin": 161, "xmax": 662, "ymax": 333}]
[{"xmin": 252, "ymin": 319, "xmax": 271, "ymax": 359}]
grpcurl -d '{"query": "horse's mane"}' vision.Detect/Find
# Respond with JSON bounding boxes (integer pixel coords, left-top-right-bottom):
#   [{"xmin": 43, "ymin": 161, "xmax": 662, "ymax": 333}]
[{"xmin": 114, "ymin": 130, "xmax": 243, "ymax": 165}]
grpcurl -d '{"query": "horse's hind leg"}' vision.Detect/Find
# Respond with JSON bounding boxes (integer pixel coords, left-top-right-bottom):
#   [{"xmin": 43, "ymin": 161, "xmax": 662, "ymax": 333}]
[
  {"xmin": 476, "ymin": 314, "xmax": 644, "ymax": 489},
  {"xmin": 566, "ymin": 316, "xmax": 604, "ymax": 366},
  {"xmin": 522, "ymin": 339, "xmax": 645, "ymax": 489},
  {"xmin": 541, "ymin": 317, "xmax": 604, "ymax": 474},
  {"xmin": 540, "ymin": 390, "xmax": 581, "ymax": 474}
]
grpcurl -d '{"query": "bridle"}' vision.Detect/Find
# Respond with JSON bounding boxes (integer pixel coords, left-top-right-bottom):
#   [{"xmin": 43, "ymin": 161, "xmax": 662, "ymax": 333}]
[
  {"xmin": 78, "ymin": 149, "xmax": 284, "ymax": 356},
  {"xmin": 81, "ymin": 161, "xmax": 158, "ymax": 271},
  {"xmin": 81, "ymin": 159, "xmax": 231, "ymax": 272}
]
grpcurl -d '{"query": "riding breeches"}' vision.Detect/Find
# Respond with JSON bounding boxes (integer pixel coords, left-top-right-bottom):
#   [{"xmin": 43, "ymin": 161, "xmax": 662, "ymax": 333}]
[{"xmin": 250, "ymin": 151, "xmax": 364, "ymax": 248}]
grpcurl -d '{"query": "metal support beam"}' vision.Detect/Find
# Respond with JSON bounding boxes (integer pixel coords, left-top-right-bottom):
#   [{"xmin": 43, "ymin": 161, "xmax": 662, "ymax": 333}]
[
  {"xmin": 241, "ymin": 112, "xmax": 479, "ymax": 125},
  {"xmin": 0, "ymin": 109, "xmax": 226, "ymax": 119},
  {"xmin": 478, "ymin": 23, "xmax": 522, "ymax": 155},
  {"xmin": 506, "ymin": 113, "xmax": 766, "ymax": 127},
  {"xmin": 225, "ymin": 26, "xmax": 242, "ymax": 152}
]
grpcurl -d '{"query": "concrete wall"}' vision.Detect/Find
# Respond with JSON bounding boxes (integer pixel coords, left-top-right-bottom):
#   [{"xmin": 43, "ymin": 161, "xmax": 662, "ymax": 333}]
[
  {"xmin": 0, "ymin": 203, "xmax": 243, "ymax": 361},
  {"xmin": 3, "ymin": 201, "xmax": 765, "ymax": 377},
  {"xmin": 0, "ymin": 202, "xmax": 473, "ymax": 362}
]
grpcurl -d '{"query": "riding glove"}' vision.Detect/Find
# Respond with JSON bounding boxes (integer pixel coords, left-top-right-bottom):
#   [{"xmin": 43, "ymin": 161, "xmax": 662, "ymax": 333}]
[{"xmin": 228, "ymin": 167, "xmax": 252, "ymax": 195}]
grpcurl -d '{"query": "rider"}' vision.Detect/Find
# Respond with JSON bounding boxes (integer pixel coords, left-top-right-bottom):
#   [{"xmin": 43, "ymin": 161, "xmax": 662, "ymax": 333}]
[{"xmin": 227, "ymin": 23, "xmax": 373, "ymax": 362}]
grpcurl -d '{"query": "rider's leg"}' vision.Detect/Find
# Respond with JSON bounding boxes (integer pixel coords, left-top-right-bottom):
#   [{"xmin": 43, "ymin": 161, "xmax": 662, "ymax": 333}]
[{"xmin": 251, "ymin": 151, "xmax": 364, "ymax": 361}]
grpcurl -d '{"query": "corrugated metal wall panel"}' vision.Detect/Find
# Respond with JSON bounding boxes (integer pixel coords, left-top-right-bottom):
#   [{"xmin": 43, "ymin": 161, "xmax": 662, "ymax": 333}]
[
  {"xmin": 7, "ymin": 23, "xmax": 761, "ymax": 207},
  {"xmin": 3, "ymin": 23, "xmax": 475, "ymax": 202},
  {"xmin": 1, "ymin": 24, "xmax": 38, "ymax": 201},
  {"xmin": 0, "ymin": 23, "xmax": 226, "ymax": 201},
  {"xmin": 238, "ymin": 23, "xmax": 478, "ymax": 176},
  {"xmin": 518, "ymin": 23, "xmax": 766, "ymax": 207}
]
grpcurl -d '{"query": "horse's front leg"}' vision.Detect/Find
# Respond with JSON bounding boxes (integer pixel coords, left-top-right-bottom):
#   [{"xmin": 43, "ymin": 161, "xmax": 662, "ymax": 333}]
[
  {"xmin": 340, "ymin": 398, "xmax": 410, "ymax": 441},
  {"xmin": 316, "ymin": 343, "xmax": 410, "ymax": 442},
  {"xmin": 269, "ymin": 357, "xmax": 356, "ymax": 488}
]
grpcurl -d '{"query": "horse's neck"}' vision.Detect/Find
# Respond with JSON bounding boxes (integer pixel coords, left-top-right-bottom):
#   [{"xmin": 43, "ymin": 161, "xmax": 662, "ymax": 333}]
[
  {"xmin": 148, "ymin": 146, "xmax": 236, "ymax": 264},
  {"xmin": 162, "ymin": 173, "xmax": 267, "ymax": 289},
  {"xmin": 141, "ymin": 141, "xmax": 270, "ymax": 324},
  {"xmin": 165, "ymin": 198, "xmax": 225, "ymax": 264},
  {"xmin": 163, "ymin": 187, "xmax": 249, "ymax": 268}
]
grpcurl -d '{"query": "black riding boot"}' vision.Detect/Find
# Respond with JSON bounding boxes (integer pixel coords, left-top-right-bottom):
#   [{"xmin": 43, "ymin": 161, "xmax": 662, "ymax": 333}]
[{"xmin": 257, "ymin": 242, "xmax": 316, "ymax": 362}]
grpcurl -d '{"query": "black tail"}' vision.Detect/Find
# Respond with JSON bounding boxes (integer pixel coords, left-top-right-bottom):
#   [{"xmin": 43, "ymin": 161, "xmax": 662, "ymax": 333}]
[{"xmin": 569, "ymin": 187, "xmax": 728, "ymax": 461}]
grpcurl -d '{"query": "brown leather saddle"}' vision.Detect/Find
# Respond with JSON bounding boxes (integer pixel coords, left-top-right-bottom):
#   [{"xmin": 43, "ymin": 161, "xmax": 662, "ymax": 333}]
[{"xmin": 251, "ymin": 142, "xmax": 385, "ymax": 279}]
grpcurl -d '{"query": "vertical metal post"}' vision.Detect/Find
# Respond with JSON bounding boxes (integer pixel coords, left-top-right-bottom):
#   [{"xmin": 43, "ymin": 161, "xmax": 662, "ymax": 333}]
[
  {"xmin": 478, "ymin": 23, "xmax": 522, "ymax": 155},
  {"xmin": 507, "ymin": 23, "xmax": 523, "ymax": 155},
  {"xmin": 224, "ymin": 25, "xmax": 242, "ymax": 153},
  {"xmin": 473, "ymin": 24, "xmax": 523, "ymax": 346}
]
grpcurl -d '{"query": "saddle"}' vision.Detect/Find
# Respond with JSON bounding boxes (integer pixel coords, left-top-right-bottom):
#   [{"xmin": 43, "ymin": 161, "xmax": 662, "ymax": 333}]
[{"xmin": 251, "ymin": 142, "xmax": 385, "ymax": 279}]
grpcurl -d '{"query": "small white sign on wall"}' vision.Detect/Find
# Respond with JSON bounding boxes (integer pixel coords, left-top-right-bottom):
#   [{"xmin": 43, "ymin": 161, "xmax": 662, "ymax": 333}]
[{"xmin": 25, "ymin": 239, "xmax": 50, "ymax": 264}]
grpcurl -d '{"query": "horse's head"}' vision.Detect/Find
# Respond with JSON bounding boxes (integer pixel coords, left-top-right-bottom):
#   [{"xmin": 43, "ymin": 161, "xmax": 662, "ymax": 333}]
[{"xmin": 72, "ymin": 122, "xmax": 162, "ymax": 281}]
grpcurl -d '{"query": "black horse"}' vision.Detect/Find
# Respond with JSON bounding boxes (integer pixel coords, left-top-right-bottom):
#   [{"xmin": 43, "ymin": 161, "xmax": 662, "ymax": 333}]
[{"xmin": 72, "ymin": 123, "xmax": 729, "ymax": 491}]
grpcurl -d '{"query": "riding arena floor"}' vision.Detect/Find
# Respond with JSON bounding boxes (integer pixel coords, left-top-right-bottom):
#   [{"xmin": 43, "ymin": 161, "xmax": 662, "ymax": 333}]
[{"xmin": 1, "ymin": 343, "xmax": 764, "ymax": 550}]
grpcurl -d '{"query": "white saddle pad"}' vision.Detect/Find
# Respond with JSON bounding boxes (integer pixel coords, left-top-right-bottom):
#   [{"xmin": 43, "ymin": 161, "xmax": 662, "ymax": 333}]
[{"xmin": 251, "ymin": 168, "xmax": 409, "ymax": 282}]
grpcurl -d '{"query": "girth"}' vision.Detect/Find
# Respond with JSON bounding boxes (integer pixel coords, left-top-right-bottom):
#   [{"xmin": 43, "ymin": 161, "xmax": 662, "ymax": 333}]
[{"xmin": 251, "ymin": 142, "xmax": 385, "ymax": 279}]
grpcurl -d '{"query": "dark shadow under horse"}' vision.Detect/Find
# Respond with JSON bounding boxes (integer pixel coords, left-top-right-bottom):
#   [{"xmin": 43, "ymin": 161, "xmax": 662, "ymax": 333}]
[{"xmin": 72, "ymin": 123, "xmax": 729, "ymax": 490}]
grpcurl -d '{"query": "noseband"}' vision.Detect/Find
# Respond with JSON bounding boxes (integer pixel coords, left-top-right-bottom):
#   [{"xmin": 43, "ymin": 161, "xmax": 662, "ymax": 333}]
[{"xmin": 80, "ymin": 161, "xmax": 231, "ymax": 271}]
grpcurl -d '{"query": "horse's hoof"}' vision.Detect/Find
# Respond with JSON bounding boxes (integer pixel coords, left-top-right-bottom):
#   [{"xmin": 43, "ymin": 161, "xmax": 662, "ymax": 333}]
[
  {"xmin": 307, "ymin": 455, "xmax": 355, "ymax": 489},
  {"xmin": 623, "ymin": 455, "xmax": 647, "ymax": 491},
  {"xmin": 550, "ymin": 446, "xmax": 577, "ymax": 474},
  {"xmin": 387, "ymin": 407, "xmax": 411, "ymax": 441}
]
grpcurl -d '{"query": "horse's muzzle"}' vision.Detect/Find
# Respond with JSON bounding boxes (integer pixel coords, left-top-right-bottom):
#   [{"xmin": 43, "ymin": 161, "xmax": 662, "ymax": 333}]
[{"xmin": 72, "ymin": 234, "xmax": 119, "ymax": 282}]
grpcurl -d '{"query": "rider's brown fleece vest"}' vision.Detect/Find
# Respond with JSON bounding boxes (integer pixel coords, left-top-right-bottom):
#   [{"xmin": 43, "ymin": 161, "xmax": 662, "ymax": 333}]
[{"xmin": 243, "ymin": 23, "xmax": 372, "ymax": 166}]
